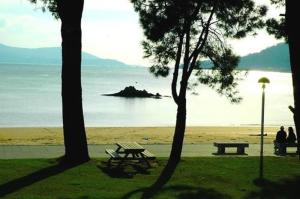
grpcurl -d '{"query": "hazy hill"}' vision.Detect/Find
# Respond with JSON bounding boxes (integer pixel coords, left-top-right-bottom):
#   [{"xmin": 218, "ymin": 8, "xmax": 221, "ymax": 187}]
[
  {"xmin": 238, "ymin": 43, "xmax": 290, "ymax": 72},
  {"xmin": 201, "ymin": 43, "xmax": 290, "ymax": 72},
  {"xmin": 0, "ymin": 43, "xmax": 291, "ymax": 72},
  {"xmin": 0, "ymin": 43, "xmax": 130, "ymax": 67}
]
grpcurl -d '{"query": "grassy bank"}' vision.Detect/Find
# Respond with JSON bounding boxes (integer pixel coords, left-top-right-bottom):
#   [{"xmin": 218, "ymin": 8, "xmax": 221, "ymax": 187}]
[{"xmin": 0, "ymin": 157, "xmax": 300, "ymax": 198}]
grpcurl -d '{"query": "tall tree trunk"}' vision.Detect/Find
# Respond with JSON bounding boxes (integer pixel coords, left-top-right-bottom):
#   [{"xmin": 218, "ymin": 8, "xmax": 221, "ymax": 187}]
[
  {"xmin": 143, "ymin": 83, "xmax": 187, "ymax": 198},
  {"xmin": 57, "ymin": 0, "xmax": 89, "ymax": 163},
  {"xmin": 286, "ymin": 0, "xmax": 300, "ymax": 159}
]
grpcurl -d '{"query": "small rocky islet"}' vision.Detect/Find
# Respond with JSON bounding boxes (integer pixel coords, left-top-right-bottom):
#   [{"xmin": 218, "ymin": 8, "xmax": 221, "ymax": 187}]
[{"xmin": 102, "ymin": 86, "xmax": 165, "ymax": 99}]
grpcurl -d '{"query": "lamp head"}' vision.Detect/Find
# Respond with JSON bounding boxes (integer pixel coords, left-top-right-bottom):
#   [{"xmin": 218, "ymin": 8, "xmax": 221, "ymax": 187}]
[{"xmin": 258, "ymin": 77, "xmax": 270, "ymax": 88}]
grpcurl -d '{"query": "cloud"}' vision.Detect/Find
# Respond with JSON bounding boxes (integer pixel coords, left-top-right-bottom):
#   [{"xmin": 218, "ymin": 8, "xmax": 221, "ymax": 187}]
[
  {"xmin": 81, "ymin": 0, "xmax": 147, "ymax": 65},
  {"xmin": 81, "ymin": 17, "xmax": 146, "ymax": 65},
  {"xmin": 84, "ymin": 0, "xmax": 133, "ymax": 12},
  {"xmin": 0, "ymin": 19, "xmax": 6, "ymax": 28},
  {"xmin": 228, "ymin": 30, "xmax": 284, "ymax": 56},
  {"xmin": 0, "ymin": 0, "xmax": 283, "ymax": 66},
  {"xmin": 0, "ymin": 12, "xmax": 60, "ymax": 47}
]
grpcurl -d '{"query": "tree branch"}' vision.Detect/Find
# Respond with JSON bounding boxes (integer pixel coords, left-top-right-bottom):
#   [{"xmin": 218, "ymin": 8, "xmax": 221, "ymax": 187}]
[
  {"xmin": 187, "ymin": 5, "xmax": 216, "ymax": 78},
  {"xmin": 209, "ymin": 27, "xmax": 224, "ymax": 44},
  {"xmin": 172, "ymin": 33, "xmax": 184, "ymax": 104},
  {"xmin": 182, "ymin": 19, "xmax": 191, "ymax": 75}
]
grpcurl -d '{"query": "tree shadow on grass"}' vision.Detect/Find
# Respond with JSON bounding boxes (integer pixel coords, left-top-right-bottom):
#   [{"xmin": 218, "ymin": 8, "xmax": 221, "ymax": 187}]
[
  {"xmin": 98, "ymin": 161, "xmax": 151, "ymax": 179},
  {"xmin": 245, "ymin": 176, "xmax": 300, "ymax": 199},
  {"xmin": 121, "ymin": 185, "xmax": 231, "ymax": 199},
  {"xmin": 276, "ymin": 153, "xmax": 298, "ymax": 157},
  {"xmin": 0, "ymin": 159, "xmax": 83, "ymax": 198}
]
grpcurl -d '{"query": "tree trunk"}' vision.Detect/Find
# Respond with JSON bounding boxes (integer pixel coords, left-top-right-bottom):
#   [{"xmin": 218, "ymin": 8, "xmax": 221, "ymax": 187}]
[
  {"xmin": 57, "ymin": 0, "xmax": 89, "ymax": 163},
  {"xmin": 143, "ymin": 89, "xmax": 187, "ymax": 198},
  {"xmin": 286, "ymin": 0, "xmax": 300, "ymax": 159}
]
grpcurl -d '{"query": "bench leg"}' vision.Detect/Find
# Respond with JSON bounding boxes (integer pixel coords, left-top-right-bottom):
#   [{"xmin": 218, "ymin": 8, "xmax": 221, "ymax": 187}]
[
  {"xmin": 237, "ymin": 147, "xmax": 245, "ymax": 154},
  {"xmin": 140, "ymin": 154, "xmax": 151, "ymax": 168},
  {"xmin": 217, "ymin": 146, "xmax": 225, "ymax": 154}
]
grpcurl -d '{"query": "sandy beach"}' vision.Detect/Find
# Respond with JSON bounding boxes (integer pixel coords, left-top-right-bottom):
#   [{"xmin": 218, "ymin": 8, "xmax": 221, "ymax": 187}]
[{"xmin": 0, "ymin": 126, "xmax": 280, "ymax": 145}]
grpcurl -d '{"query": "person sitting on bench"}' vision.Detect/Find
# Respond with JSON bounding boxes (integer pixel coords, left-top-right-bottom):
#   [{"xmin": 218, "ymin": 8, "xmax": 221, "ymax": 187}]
[
  {"xmin": 287, "ymin": 126, "xmax": 296, "ymax": 143},
  {"xmin": 274, "ymin": 126, "xmax": 287, "ymax": 154},
  {"xmin": 276, "ymin": 126, "xmax": 287, "ymax": 143}
]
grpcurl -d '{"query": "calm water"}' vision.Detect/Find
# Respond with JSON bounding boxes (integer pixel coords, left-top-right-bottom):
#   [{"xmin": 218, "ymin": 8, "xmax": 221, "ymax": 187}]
[{"xmin": 0, "ymin": 64, "xmax": 294, "ymax": 127}]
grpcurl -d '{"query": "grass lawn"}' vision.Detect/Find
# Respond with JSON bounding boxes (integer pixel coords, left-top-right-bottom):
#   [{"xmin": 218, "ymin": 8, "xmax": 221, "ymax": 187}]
[{"xmin": 0, "ymin": 157, "xmax": 300, "ymax": 199}]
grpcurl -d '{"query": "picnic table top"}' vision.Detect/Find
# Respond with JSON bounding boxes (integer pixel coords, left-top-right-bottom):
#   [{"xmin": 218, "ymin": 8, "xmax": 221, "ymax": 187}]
[{"xmin": 116, "ymin": 142, "xmax": 145, "ymax": 151}]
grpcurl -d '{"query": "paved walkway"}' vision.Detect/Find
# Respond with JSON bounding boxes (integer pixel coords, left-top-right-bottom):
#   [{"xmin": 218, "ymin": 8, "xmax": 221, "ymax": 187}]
[{"xmin": 0, "ymin": 144, "xmax": 295, "ymax": 159}]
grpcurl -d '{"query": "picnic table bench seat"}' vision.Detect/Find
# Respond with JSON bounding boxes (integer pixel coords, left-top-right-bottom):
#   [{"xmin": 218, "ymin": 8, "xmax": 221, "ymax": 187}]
[
  {"xmin": 141, "ymin": 150, "xmax": 156, "ymax": 160},
  {"xmin": 105, "ymin": 149, "xmax": 122, "ymax": 159},
  {"xmin": 214, "ymin": 142, "xmax": 249, "ymax": 155}
]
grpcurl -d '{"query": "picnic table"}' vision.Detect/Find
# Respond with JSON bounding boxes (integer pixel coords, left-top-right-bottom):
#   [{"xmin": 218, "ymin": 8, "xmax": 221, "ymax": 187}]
[{"xmin": 105, "ymin": 142, "xmax": 155, "ymax": 168}]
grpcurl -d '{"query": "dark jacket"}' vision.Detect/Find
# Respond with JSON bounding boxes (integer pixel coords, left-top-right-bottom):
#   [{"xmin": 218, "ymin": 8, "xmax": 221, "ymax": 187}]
[
  {"xmin": 276, "ymin": 130, "xmax": 287, "ymax": 143},
  {"xmin": 287, "ymin": 132, "xmax": 296, "ymax": 143}
]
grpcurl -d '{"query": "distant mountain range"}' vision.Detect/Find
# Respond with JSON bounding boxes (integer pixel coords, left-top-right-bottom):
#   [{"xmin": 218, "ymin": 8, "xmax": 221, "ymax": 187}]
[
  {"xmin": 201, "ymin": 43, "xmax": 291, "ymax": 72},
  {"xmin": 0, "ymin": 43, "xmax": 291, "ymax": 72},
  {"xmin": 238, "ymin": 43, "xmax": 290, "ymax": 72},
  {"xmin": 0, "ymin": 43, "xmax": 131, "ymax": 67}
]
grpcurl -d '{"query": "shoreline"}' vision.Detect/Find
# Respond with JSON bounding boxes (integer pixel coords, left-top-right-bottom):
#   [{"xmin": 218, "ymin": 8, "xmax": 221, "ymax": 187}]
[{"xmin": 0, "ymin": 126, "xmax": 280, "ymax": 145}]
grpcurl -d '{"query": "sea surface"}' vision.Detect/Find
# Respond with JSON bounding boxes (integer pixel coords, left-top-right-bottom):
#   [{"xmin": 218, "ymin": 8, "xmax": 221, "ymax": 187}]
[{"xmin": 0, "ymin": 64, "xmax": 295, "ymax": 127}]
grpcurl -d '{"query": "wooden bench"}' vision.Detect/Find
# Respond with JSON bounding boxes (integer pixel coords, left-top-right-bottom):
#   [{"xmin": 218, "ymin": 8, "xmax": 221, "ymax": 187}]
[
  {"xmin": 274, "ymin": 141, "xmax": 298, "ymax": 155},
  {"xmin": 214, "ymin": 142, "xmax": 249, "ymax": 155}
]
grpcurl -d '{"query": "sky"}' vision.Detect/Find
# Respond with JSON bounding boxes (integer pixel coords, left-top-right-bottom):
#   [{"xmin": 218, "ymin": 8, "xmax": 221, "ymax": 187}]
[{"xmin": 0, "ymin": 0, "xmax": 285, "ymax": 66}]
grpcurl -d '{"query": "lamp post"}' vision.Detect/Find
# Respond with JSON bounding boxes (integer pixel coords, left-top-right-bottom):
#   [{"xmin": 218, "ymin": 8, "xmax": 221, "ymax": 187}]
[{"xmin": 258, "ymin": 77, "xmax": 270, "ymax": 180}]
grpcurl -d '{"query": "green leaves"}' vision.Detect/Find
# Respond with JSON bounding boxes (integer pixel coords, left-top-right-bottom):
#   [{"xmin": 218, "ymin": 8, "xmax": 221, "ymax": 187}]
[
  {"xmin": 215, "ymin": 0, "xmax": 267, "ymax": 39},
  {"xmin": 142, "ymin": 33, "xmax": 177, "ymax": 77},
  {"xmin": 265, "ymin": 0, "xmax": 286, "ymax": 41},
  {"xmin": 28, "ymin": 0, "xmax": 59, "ymax": 19},
  {"xmin": 131, "ymin": 0, "xmax": 267, "ymax": 101},
  {"xmin": 132, "ymin": 0, "xmax": 184, "ymax": 42},
  {"xmin": 266, "ymin": 18, "xmax": 286, "ymax": 40},
  {"xmin": 196, "ymin": 46, "xmax": 243, "ymax": 103},
  {"xmin": 270, "ymin": 0, "xmax": 285, "ymax": 7},
  {"xmin": 149, "ymin": 65, "xmax": 170, "ymax": 77}
]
